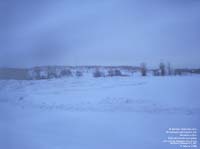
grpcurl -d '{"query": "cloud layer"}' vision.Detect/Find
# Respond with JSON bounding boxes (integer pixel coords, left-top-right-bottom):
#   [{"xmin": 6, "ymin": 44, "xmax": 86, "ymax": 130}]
[{"xmin": 0, "ymin": 0, "xmax": 200, "ymax": 67}]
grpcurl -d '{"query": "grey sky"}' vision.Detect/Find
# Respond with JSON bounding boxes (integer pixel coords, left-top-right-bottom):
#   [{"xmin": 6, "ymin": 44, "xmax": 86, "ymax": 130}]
[{"xmin": 0, "ymin": 0, "xmax": 200, "ymax": 68}]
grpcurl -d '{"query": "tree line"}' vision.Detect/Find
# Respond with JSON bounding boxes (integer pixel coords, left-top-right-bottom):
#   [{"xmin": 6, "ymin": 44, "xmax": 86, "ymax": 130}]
[{"xmin": 140, "ymin": 62, "xmax": 184, "ymax": 76}]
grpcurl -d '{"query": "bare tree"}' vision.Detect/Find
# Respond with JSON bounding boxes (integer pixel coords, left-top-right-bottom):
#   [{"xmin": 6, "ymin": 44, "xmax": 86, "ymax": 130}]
[
  {"xmin": 174, "ymin": 69, "xmax": 182, "ymax": 76},
  {"xmin": 153, "ymin": 69, "xmax": 159, "ymax": 76},
  {"xmin": 159, "ymin": 62, "xmax": 166, "ymax": 76},
  {"xmin": 140, "ymin": 63, "xmax": 147, "ymax": 76},
  {"xmin": 76, "ymin": 71, "xmax": 83, "ymax": 77},
  {"xmin": 108, "ymin": 69, "xmax": 122, "ymax": 77},
  {"xmin": 60, "ymin": 69, "xmax": 72, "ymax": 77},
  {"xmin": 114, "ymin": 70, "xmax": 122, "ymax": 76},
  {"xmin": 167, "ymin": 63, "xmax": 172, "ymax": 76},
  {"xmin": 34, "ymin": 67, "xmax": 41, "ymax": 79},
  {"xmin": 108, "ymin": 69, "xmax": 114, "ymax": 77},
  {"xmin": 93, "ymin": 69, "xmax": 105, "ymax": 78}
]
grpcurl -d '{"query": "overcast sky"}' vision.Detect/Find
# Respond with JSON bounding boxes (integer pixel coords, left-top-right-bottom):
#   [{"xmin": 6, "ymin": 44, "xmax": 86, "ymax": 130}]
[{"xmin": 0, "ymin": 0, "xmax": 200, "ymax": 68}]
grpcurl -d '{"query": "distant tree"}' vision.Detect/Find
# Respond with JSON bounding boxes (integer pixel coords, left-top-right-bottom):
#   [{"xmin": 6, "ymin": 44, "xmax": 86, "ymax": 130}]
[
  {"xmin": 76, "ymin": 71, "xmax": 83, "ymax": 77},
  {"xmin": 93, "ymin": 69, "xmax": 105, "ymax": 78},
  {"xmin": 153, "ymin": 69, "xmax": 159, "ymax": 76},
  {"xmin": 114, "ymin": 70, "xmax": 122, "ymax": 76},
  {"xmin": 39, "ymin": 70, "xmax": 48, "ymax": 79},
  {"xmin": 108, "ymin": 69, "xmax": 115, "ymax": 77},
  {"xmin": 159, "ymin": 62, "xmax": 166, "ymax": 76},
  {"xmin": 34, "ymin": 68, "xmax": 41, "ymax": 79},
  {"xmin": 60, "ymin": 69, "xmax": 72, "ymax": 77},
  {"xmin": 140, "ymin": 63, "xmax": 147, "ymax": 76},
  {"xmin": 47, "ymin": 67, "xmax": 57, "ymax": 79},
  {"xmin": 174, "ymin": 69, "xmax": 182, "ymax": 76},
  {"xmin": 48, "ymin": 72, "xmax": 57, "ymax": 79},
  {"xmin": 107, "ymin": 69, "xmax": 122, "ymax": 77},
  {"xmin": 167, "ymin": 63, "xmax": 173, "ymax": 76}
]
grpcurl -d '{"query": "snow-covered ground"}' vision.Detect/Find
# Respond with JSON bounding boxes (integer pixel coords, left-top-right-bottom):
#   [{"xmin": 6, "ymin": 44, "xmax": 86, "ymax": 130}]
[{"xmin": 0, "ymin": 76, "xmax": 199, "ymax": 149}]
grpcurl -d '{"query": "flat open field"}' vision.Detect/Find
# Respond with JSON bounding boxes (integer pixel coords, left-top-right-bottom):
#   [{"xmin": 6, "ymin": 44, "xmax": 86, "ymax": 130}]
[{"xmin": 0, "ymin": 76, "xmax": 199, "ymax": 149}]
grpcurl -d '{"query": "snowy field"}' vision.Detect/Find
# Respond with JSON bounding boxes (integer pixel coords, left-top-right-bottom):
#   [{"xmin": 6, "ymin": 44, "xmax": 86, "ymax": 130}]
[{"xmin": 0, "ymin": 76, "xmax": 200, "ymax": 149}]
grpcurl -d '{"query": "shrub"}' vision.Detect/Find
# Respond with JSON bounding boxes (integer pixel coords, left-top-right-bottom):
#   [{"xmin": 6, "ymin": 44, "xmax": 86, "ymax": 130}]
[
  {"xmin": 107, "ymin": 69, "xmax": 122, "ymax": 77},
  {"xmin": 114, "ymin": 70, "xmax": 122, "ymax": 76},
  {"xmin": 174, "ymin": 69, "xmax": 182, "ymax": 76},
  {"xmin": 93, "ymin": 69, "xmax": 105, "ymax": 78},
  {"xmin": 159, "ymin": 62, "xmax": 166, "ymax": 76},
  {"xmin": 153, "ymin": 69, "xmax": 159, "ymax": 76},
  {"xmin": 140, "ymin": 63, "xmax": 147, "ymax": 76},
  {"xmin": 60, "ymin": 69, "xmax": 72, "ymax": 77},
  {"xmin": 48, "ymin": 72, "xmax": 57, "ymax": 79},
  {"xmin": 108, "ymin": 70, "xmax": 115, "ymax": 77},
  {"xmin": 76, "ymin": 71, "xmax": 83, "ymax": 77}
]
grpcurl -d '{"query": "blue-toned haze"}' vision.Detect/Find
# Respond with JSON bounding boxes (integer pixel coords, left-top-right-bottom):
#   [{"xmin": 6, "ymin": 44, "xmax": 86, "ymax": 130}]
[{"xmin": 0, "ymin": 0, "xmax": 200, "ymax": 68}]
